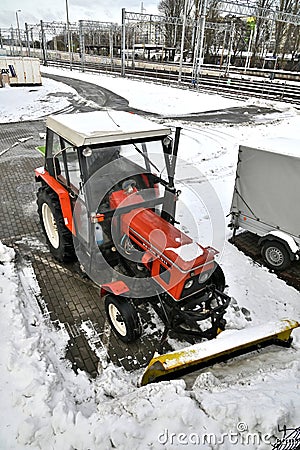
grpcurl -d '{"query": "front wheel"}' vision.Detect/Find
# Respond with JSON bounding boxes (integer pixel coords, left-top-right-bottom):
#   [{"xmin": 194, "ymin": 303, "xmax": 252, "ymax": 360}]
[
  {"xmin": 209, "ymin": 263, "xmax": 226, "ymax": 292},
  {"xmin": 104, "ymin": 295, "xmax": 142, "ymax": 343},
  {"xmin": 261, "ymin": 241, "xmax": 291, "ymax": 271}
]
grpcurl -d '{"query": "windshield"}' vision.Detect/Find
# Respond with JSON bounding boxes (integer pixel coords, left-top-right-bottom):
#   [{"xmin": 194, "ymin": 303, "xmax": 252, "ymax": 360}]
[{"xmin": 84, "ymin": 140, "xmax": 168, "ymax": 184}]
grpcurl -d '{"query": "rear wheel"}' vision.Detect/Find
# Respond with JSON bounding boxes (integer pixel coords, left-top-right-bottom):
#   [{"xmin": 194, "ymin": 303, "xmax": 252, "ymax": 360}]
[
  {"xmin": 37, "ymin": 187, "xmax": 76, "ymax": 262},
  {"xmin": 261, "ymin": 241, "xmax": 291, "ymax": 271},
  {"xmin": 104, "ymin": 294, "xmax": 142, "ymax": 343}
]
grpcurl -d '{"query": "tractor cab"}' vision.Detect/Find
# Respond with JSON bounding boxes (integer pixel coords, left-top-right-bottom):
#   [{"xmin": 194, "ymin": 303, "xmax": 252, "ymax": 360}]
[
  {"xmin": 39, "ymin": 111, "xmax": 176, "ymax": 266},
  {"xmin": 43, "ymin": 111, "xmax": 166, "ymax": 203}
]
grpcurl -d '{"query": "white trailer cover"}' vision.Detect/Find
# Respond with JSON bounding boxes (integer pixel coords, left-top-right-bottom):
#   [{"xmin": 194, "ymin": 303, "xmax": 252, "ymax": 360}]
[{"xmin": 230, "ymin": 138, "xmax": 300, "ymax": 240}]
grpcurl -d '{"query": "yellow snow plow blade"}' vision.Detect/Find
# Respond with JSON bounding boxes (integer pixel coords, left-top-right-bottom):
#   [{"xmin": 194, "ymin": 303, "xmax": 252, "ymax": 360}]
[{"xmin": 141, "ymin": 319, "xmax": 299, "ymax": 386}]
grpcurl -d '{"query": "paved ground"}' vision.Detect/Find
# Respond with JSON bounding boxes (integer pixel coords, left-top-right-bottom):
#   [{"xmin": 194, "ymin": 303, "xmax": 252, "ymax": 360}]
[
  {"xmin": 162, "ymin": 105, "xmax": 281, "ymax": 124},
  {"xmin": 1, "ymin": 74, "xmax": 298, "ymax": 381}
]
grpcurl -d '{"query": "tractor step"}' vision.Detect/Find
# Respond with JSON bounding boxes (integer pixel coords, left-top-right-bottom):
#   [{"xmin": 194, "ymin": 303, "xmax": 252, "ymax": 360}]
[{"xmin": 141, "ymin": 319, "xmax": 299, "ymax": 385}]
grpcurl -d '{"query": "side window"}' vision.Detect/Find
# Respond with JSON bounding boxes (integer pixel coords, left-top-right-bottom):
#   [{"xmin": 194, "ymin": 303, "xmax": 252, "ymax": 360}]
[
  {"xmin": 55, "ymin": 153, "xmax": 66, "ymax": 181},
  {"xmin": 45, "ymin": 130, "xmax": 80, "ymax": 191},
  {"xmin": 66, "ymin": 148, "xmax": 81, "ymax": 189},
  {"xmin": 45, "ymin": 130, "xmax": 66, "ymax": 178}
]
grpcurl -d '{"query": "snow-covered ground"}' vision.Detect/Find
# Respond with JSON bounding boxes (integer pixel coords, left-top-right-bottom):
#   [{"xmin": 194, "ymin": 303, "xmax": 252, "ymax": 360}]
[
  {"xmin": 0, "ymin": 77, "xmax": 78, "ymax": 123},
  {"xmin": 0, "ymin": 67, "xmax": 300, "ymax": 449}
]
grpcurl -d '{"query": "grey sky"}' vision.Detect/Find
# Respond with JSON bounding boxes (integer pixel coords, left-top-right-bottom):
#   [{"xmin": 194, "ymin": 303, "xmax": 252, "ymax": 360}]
[{"xmin": 0, "ymin": 0, "xmax": 159, "ymax": 29}]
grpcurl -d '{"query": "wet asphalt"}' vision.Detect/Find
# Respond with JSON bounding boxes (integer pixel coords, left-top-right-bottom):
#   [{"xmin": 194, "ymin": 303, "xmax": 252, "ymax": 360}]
[{"xmin": 44, "ymin": 72, "xmax": 280, "ymax": 124}]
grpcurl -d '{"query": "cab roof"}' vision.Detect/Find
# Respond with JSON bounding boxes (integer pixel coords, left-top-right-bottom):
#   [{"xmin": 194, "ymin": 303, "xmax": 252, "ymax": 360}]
[{"xmin": 46, "ymin": 111, "xmax": 172, "ymax": 147}]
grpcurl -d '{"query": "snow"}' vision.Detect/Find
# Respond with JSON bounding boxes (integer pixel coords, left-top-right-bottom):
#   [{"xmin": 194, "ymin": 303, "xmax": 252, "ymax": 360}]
[
  {"xmin": 1, "ymin": 67, "xmax": 300, "ymax": 449},
  {"xmin": 41, "ymin": 65, "xmax": 245, "ymax": 115},
  {"xmin": 0, "ymin": 77, "xmax": 78, "ymax": 123},
  {"xmin": 166, "ymin": 242, "xmax": 204, "ymax": 261}
]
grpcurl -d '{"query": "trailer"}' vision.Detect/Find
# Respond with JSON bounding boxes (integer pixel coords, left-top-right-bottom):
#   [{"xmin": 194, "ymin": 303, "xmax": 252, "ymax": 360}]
[
  {"xmin": 0, "ymin": 57, "xmax": 42, "ymax": 86},
  {"xmin": 230, "ymin": 137, "xmax": 300, "ymax": 271}
]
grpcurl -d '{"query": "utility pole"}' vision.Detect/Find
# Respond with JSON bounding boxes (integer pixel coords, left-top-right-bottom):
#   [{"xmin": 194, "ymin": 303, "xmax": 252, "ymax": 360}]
[
  {"xmin": 192, "ymin": 0, "xmax": 207, "ymax": 83},
  {"xmin": 25, "ymin": 23, "xmax": 30, "ymax": 56},
  {"xmin": 30, "ymin": 28, "xmax": 35, "ymax": 53},
  {"xmin": 178, "ymin": 0, "xmax": 189, "ymax": 83},
  {"xmin": 109, "ymin": 26, "xmax": 114, "ymax": 69},
  {"xmin": 0, "ymin": 29, "xmax": 3, "ymax": 50},
  {"xmin": 78, "ymin": 20, "xmax": 85, "ymax": 72},
  {"xmin": 16, "ymin": 10, "xmax": 22, "ymax": 56},
  {"xmin": 244, "ymin": 25, "xmax": 255, "ymax": 72},
  {"xmin": 121, "ymin": 8, "xmax": 126, "ymax": 77},
  {"xmin": 225, "ymin": 21, "xmax": 235, "ymax": 76},
  {"xmin": 66, "ymin": 0, "xmax": 73, "ymax": 70},
  {"xmin": 40, "ymin": 20, "xmax": 47, "ymax": 65},
  {"xmin": 244, "ymin": 17, "xmax": 256, "ymax": 73},
  {"xmin": 192, "ymin": 13, "xmax": 201, "ymax": 82}
]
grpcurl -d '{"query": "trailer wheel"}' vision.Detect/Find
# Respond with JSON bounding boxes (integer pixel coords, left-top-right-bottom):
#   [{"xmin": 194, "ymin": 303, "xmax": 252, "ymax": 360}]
[
  {"xmin": 261, "ymin": 241, "xmax": 291, "ymax": 271},
  {"xmin": 105, "ymin": 295, "xmax": 142, "ymax": 343},
  {"xmin": 37, "ymin": 187, "xmax": 76, "ymax": 262}
]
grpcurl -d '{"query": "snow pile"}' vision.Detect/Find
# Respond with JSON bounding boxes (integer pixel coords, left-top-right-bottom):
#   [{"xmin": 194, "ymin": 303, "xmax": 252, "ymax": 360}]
[
  {"xmin": 0, "ymin": 242, "xmax": 93, "ymax": 448},
  {"xmin": 0, "ymin": 78, "xmax": 78, "ymax": 123},
  {"xmin": 192, "ymin": 359, "xmax": 300, "ymax": 449}
]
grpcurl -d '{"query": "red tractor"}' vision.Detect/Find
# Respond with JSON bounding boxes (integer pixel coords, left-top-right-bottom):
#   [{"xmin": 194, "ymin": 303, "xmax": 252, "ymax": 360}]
[
  {"xmin": 35, "ymin": 110, "xmax": 298, "ymax": 384},
  {"xmin": 35, "ymin": 111, "xmax": 229, "ymax": 341}
]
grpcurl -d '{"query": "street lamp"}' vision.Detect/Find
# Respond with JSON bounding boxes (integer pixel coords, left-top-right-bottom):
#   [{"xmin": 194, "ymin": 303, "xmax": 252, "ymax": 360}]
[{"xmin": 15, "ymin": 9, "xmax": 22, "ymax": 55}]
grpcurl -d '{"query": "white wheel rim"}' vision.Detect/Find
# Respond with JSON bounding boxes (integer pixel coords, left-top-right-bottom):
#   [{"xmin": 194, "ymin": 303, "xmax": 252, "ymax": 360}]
[
  {"xmin": 42, "ymin": 203, "xmax": 59, "ymax": 249},
  {"xmin": 108, "ymin": 303, "xmax": 127, "ymax": 336},
  {"xmin": 265, "ymin": 246, "xmax": 284, "ymax": 266}
]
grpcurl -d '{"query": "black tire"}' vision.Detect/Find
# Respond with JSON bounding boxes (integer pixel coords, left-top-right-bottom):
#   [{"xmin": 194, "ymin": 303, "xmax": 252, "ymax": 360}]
[
  {"xmin": 261, "ymin": 241, "xmax": 291, "ymax": 271},
  {"xmin": 104, "ymin": 294, "xmax": 142, "ymax": 343},
  {"xmin": 209, "ymin": 263, "xmax": 226, "ymax": 292},
  {"xmin": 37, "ymin": 187, "xmax": 76, "ymax": 262}
]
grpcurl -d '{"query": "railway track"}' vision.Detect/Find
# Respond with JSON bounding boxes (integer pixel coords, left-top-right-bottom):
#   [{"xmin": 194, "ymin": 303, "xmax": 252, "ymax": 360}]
[{"xmin": 45, "ymin": 58, "xmax": 300, "ymax": 106}]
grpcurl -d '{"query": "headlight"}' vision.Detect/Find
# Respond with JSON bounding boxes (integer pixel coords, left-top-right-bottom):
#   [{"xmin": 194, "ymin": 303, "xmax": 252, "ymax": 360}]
[
  {"xmin": 198, "ymin": 271, "xmax": 211, "ymax": 284},
  {"xmin": 184, "ymin": 279, "xmax": 194, "ymax": 289},
  {"xmin": 82, "ymin": 146, "xmax": 92, "ymax": 157},
  {"xmin": 163, "ymin": 136, "xmax": 172, "ymax": 148}
]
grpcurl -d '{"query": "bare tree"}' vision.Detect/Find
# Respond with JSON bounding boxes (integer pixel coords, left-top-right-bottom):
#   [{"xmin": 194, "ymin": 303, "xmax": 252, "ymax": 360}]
[
  {"xmin": 273, "ymin": 0, "xmax": 299, "ymax": 63},
  {"xmin": 158, "ymin": 0, "xmax": 185, "ymax": 47}
]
